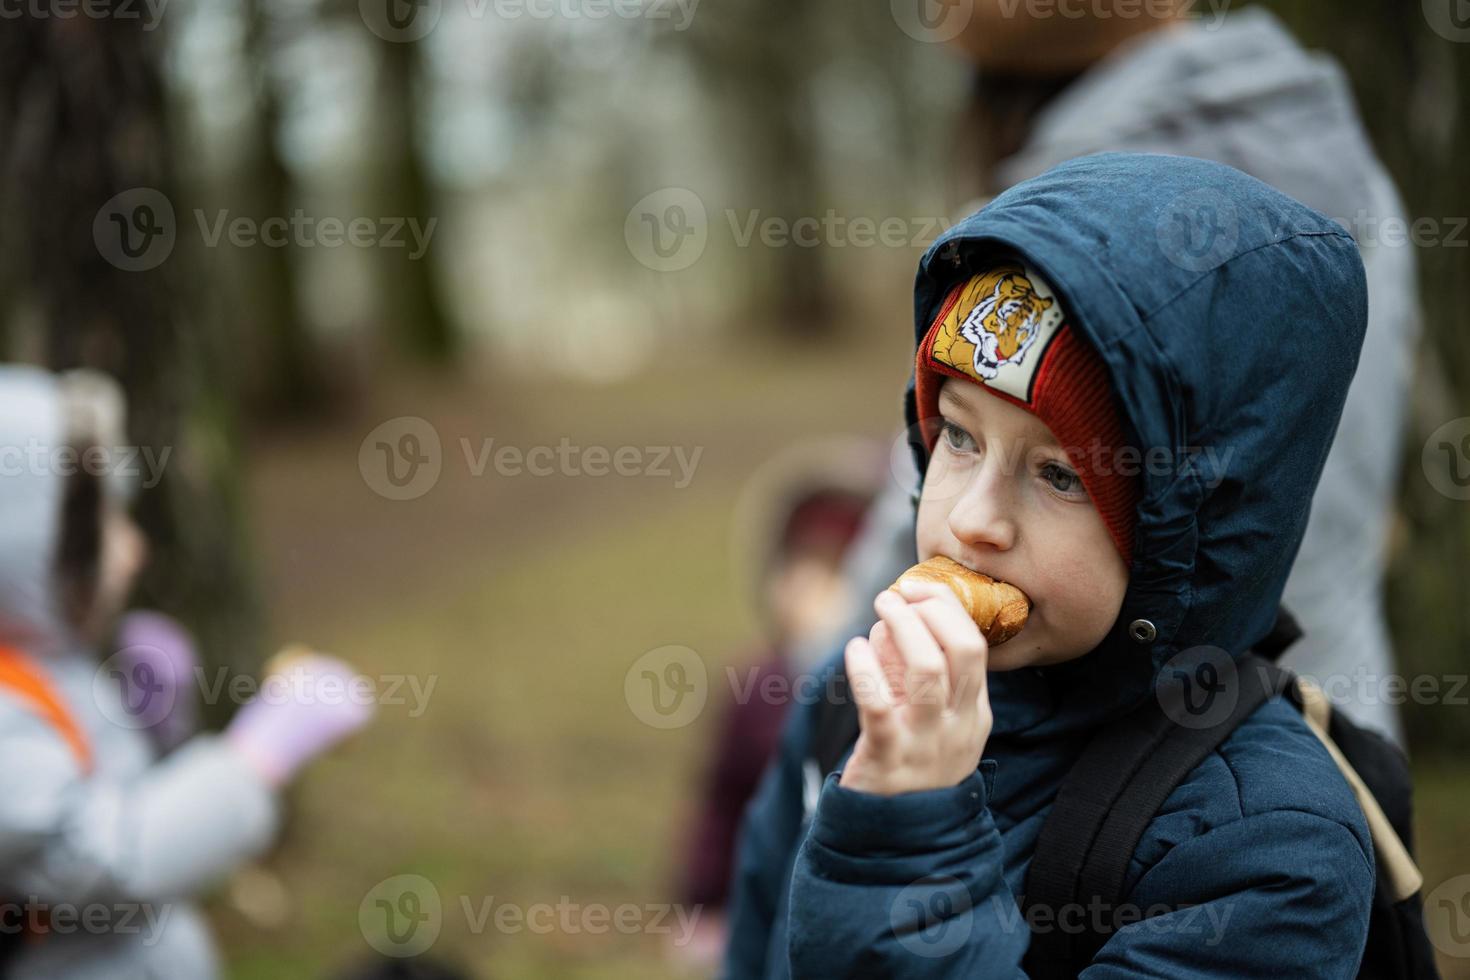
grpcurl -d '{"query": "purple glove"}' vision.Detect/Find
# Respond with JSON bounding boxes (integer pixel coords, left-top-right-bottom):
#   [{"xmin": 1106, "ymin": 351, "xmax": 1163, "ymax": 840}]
[
  {"xmin": 110, "ymin": 610, "xmax": 201, "ymax": 751},
  {"xmin": 225, "ymin": 650, "xmax": 375, "ymax": 788}
]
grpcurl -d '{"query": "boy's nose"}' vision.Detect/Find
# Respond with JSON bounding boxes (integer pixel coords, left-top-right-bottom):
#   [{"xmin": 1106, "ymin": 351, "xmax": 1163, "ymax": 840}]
[{"xmin": 946, "ymin": 463, "xmax": 1018, "ymax": 552}]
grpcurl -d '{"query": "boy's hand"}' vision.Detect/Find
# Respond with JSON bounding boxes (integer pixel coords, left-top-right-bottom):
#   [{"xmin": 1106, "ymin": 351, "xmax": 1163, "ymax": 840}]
[{"xmin": 838, "ymin": 578, "xmax": 992, "ymax": 796}]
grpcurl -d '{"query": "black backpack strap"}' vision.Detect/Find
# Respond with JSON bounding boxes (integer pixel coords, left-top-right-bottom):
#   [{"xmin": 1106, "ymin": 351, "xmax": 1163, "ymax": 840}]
[
  {"xmin": 1021, "ymin": 650, "xmax": 1292, "ymax": 978},
  {"xmin": 810, "ymin": 665, "xmax": 859, "ymax": 778},
  {"xmin": 1254, "ymin": 607, "xmax": 1304, "ymax": 662}
]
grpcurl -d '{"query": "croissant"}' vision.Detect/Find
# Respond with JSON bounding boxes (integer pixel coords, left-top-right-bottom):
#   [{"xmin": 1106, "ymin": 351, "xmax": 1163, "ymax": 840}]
[{"xmin": 890, "ymin": 557, "xmax": 1030, "ymax": 645}]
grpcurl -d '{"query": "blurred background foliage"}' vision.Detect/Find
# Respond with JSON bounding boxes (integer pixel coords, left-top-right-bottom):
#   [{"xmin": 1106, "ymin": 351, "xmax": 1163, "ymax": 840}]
[{"xmin": 0, "ymin": 0, "xmax": 1467, "ymax": 976}]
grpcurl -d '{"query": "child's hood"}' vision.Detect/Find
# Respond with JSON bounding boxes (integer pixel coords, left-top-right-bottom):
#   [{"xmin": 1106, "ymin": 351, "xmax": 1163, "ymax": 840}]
[
  {"xmin": 0, "ymin": 366, "xmax": 130, "ymax": 654},
  {"xmin": 903, "ymin": 152, "xmax": 1368, "ymax": 740}
]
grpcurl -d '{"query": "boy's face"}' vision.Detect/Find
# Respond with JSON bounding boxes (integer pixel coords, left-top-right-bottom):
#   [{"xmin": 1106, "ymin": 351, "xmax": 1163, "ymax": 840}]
[{"xmin": 915, "ymin": 378, "xmax": 1128, "ymax": 670}]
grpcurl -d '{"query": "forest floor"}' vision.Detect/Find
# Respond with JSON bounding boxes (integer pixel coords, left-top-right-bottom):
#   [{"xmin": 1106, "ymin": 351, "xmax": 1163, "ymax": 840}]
[{"xmin": 217, "ymin": 332, "xmax": 1470, "ymax": 979}]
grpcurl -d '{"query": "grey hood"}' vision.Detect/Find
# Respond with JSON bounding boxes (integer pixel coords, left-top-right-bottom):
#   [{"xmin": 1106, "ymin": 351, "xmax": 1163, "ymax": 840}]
[
  {"xmin": 997, "ymin": 8, "xmax": 1382, "ymax": 225},
  {"xmin": 0, "ymin": 366, "xmax": 131, "ymax": 654}
]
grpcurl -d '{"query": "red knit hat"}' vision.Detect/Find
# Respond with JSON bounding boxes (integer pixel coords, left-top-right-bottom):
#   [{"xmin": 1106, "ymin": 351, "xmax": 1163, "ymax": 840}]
[{"xmin": 913, "ymin": 260, "xmax": 1140, "ymax": 566}]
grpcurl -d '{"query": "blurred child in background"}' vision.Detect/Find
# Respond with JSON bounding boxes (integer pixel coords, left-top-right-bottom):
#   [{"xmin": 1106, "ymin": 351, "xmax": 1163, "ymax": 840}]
[
  {"xmin": 670, "ymin": 447, "xmax": 881, "ymax": 970},
  {"xmin": 0, "ymin": 366, "xmax": 373, "ymax": 979}
]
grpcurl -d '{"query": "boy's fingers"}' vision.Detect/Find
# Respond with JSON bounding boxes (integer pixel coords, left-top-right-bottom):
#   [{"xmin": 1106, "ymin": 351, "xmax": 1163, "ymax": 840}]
[
  {"xmin": 873, "ymin": 590, "xmax": 948, "ymax": 725},
  {"xmin": 845, "ymin": 636, "xmax": 896, "ymax": 748},
  {"xmin": 894, "ymin": 577, "xmax": 963, "ymax": 610},
  {"xmin": 904, "ymin": 595, "xmax": 989, "ymax": 711},
  {"xmin": 868, "ymin": 620, "xmax": 908, "ymax": 702}
]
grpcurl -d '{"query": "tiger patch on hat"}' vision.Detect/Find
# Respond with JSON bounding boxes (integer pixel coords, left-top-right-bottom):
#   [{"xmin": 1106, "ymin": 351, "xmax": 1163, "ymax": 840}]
[{"xmin": 928, "ymin": 261, "xmax": 1066, "ymax": 404}]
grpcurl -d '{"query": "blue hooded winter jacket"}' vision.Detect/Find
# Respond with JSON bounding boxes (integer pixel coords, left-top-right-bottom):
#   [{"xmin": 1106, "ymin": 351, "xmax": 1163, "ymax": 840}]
[{"xmin": 723, "ymin": 153, "xmax": 1377, "ymax": 978}]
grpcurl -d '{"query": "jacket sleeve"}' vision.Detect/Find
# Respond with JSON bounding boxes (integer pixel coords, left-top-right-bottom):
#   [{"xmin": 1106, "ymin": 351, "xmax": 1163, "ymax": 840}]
[
  {"xmin": 0, "ymin": 704, "xmax": 279, "ymax": 904},
  {"xmin": 722, "ymin": 682, "xmax": 820, "ymax": 980},
  {"xmin": 788, "ymin": 763, "xmax": 1025, "ymax": 979},
  {"xmin": 787, "ymin": 765, "xmax": 1374, "ymax": 979}
]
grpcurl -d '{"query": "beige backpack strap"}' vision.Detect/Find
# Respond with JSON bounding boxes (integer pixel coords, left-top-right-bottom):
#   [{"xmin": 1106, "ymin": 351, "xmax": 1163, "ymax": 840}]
[{"xmin": 1293, "ymin": 677, "xmax": 1421, "ymax": 901}]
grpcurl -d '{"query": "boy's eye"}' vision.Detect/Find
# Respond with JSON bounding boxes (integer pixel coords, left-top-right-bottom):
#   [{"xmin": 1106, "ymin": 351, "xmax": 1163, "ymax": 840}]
[
  {"xmin": 1041, "ymin": 461, "xmax": 1085, "ymax": 497},
  {"xmin": 940, "ymin": 420, "xmax": 976, "ymax": 453}
]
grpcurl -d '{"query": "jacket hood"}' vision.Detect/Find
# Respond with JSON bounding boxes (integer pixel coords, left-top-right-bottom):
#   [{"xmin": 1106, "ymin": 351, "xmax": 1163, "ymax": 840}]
[
  {"xmin": 903, "ymin": 152, "xmax": 1368, "ymax": 741},
  {"xmin": 0, "ymin": 366, "xmax": 131, "ymax": 654}
]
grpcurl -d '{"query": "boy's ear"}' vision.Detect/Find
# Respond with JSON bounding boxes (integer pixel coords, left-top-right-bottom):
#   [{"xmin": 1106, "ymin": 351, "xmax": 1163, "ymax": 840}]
[{"xmin": 55, "ymin": 447, "xmax": 104, "ymax": 633}]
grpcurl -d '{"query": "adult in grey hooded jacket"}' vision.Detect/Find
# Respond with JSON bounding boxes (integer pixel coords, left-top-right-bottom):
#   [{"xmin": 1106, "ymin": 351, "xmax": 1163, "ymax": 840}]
[{"xmin": 834, "ymin": 5, "xmax": 1416, "ymax": 745}]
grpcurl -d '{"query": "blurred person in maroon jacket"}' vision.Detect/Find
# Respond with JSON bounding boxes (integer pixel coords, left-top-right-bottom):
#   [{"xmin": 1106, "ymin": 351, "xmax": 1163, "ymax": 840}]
[{"xmin": 670, "ymin": 456, "xmax": 879, "ymax": 970}]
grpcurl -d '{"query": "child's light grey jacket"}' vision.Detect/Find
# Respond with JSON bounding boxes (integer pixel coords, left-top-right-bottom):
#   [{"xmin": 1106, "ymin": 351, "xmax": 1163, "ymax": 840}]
[{"xmin": 0, "ymin": 366, "xmax": 278, "ymax": 979}]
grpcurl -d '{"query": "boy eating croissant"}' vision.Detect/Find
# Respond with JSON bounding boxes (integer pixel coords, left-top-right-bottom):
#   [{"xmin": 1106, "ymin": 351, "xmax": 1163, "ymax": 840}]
[{"xmin": 724, "ymin": 153, "xmax": 1380, "ymax": 977}]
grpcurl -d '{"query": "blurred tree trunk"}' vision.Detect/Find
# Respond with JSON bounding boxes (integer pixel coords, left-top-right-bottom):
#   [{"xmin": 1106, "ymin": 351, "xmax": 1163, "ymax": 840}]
[
  {"xmin": 742, "ymin": 64, "xmax": 833, "ymax": 339},
  {"xmin": 0, "ymin": 12, "xmax": 263, "ymax": 725},
  {"xmin": 678, "ymin": 0, "xmax": 835, "ymax": 339},
  {"xmin": 374, "ymin": 36, "xmax": 457, "ymax": 364},
  {"xmin": 238, "ymin": 0, "xmax": 326, "ymax": 417}
]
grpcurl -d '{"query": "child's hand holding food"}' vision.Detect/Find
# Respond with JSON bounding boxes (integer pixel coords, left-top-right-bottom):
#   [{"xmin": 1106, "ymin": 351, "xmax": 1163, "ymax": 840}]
[
  {"xmin": 838, "ymin": 559, "xmax": 1028, "ymax": 797},
  {"xmin": 226, "ymin": 647, "xmax": 376, "ymax": 788}
]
